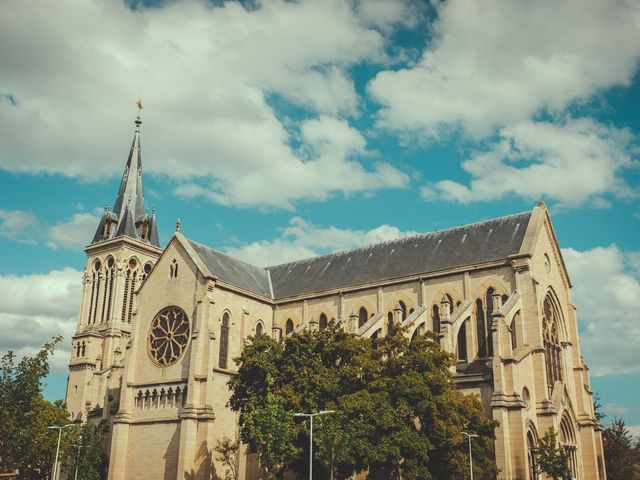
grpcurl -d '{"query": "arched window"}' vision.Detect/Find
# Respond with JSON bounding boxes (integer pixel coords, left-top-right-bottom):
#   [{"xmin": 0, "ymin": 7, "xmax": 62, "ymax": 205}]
[
  {"xmin": 475, "ymin": 299, "xmax": 486, "ymax": 357},
  {"xmin": 219, "ymin": 312, "xmax": 230, "ymax": 369},
  {"xmin": 542, "ymin": 294, "xmax": 563, "ymax": 391},
  {"xmin": 121, "ymin": 258, "xmax": 138, "ymax": 323},
  {"xmin": 527, "ymin": 430, "xmax": 538, "ymax": 479},
  {"xmin": 457, "ymin": 320, "xmax": 467, "ymax": 361},
  {"xmin": 358, "ymin": 307, "xmax": 368, "ymax": 328},
  {"xmin": 285, "ymin": 318, "xmax": 294, "ymax": 335},
  {"xmin": 445, "ymin": 294, "xmax": 454, "ymax": 314},
  {"xmin": 432, "ymin": 305, "xmax": 441, "ymax": 333},
  {"xmin": 255, "ymin": 322, "xmax": 264, "ymax": 338},
  {"xmin": 398, "ymin": 301, "xmax": 407, "ymax": 321},
  {"xmin": 88, "ymin": 259, "xmax": 102, "ymax": 324},
  {"xmin": 560, "ymin": 414, "xmax": 578, "ymax": 478},
  {"xmin": 485, "ymin": 288, "xmax": 495, "ymax": 356},
  {"xmin": 387, "ymin": 311, "xmax": 393, "ymax": 329},
  {"xmin": 319, "ymin": 313, "xmax": 328, "ymax": 330}
]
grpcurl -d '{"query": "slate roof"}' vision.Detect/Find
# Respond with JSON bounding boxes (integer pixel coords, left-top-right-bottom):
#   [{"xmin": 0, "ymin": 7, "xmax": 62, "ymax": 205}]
[
  {"xmin": 186, "ymin": 211, "xmax": 532, "ymax": 300},
  {"xmin": 266, "ymin": 211, "xmax": 532, "ymax": 299},
  {"xmin": 187, "ymin": 239, "xmax": 272, "ymax": 298},
  {"xmin": 89, "ymin": 115, "xmax": 161, "ymax": 248}
]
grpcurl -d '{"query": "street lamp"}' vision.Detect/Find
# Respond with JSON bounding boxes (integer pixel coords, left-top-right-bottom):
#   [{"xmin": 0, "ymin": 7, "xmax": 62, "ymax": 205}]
[
  {"xmin": 48, "ymin": 424, "xmax": 74, "ymax": 480},
  {"xmin": 294, "ymin": 410, "xmax": 335, "ymax": 480},
  {"xmin": 462, "ymin": 431, "xmax": 479, "ymax": 480},
  {"xmin": 73, "ymin": 439, "xmax": 84, "ymax": 480}
]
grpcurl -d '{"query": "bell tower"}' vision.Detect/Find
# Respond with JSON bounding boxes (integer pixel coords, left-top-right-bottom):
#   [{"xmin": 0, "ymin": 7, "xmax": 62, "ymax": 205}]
[{"xmin": 66, "ymin": 103, "xmax": 162, "ymax": 423}]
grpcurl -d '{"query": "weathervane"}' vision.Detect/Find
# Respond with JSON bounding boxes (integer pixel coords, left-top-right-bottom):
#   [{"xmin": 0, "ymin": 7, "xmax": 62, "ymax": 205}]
[{"xmin": 136, "ymin": 99, "xmax": 143, "ymax": 116}]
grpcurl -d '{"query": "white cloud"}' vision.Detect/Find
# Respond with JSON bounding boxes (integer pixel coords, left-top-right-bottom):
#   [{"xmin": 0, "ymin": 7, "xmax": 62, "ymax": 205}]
[
  {"xmin": 627, "ymin": 424, "xmax": 640, "ymax": 441},
  {"xmin": 0, "ymin": 268, "xmax": 81, "ymax": 372},
  {"xmin": 0, "ymin": 208, "xmax": 100, "ymax": 250},
  {"xmin": 369, "ymin": 0, "xmax": 640, "ymax": 138},
  {"xmin": 225, "ymin": 216, "xmax": 417, "ymax": 267},
  {"xmin": 562, "ymin": 245, "xmax": 640, "ymax": 376},
  {"xmin": 175, "ymin": 115, "xmax": 409, "ymax": 208},
  {"xmin": 47, "ymin": 212, "xmax": 100, "ymax": 250},
  {"xmin": 0, "ymin": 0, "xmax": 412, "ymax": 208},
  {"xmin": 0, "ymin": 208, "xmax": 39, "ymax": 242},
  {"xmin": 421, "ymin": 118, "xmax": 637, "ymax": 207}
]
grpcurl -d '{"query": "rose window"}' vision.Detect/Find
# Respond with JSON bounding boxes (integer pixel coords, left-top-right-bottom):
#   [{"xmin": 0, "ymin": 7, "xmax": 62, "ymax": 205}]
[{"xmin": 148, "ymin": 306, "xmax": 190, "ymax": 366}]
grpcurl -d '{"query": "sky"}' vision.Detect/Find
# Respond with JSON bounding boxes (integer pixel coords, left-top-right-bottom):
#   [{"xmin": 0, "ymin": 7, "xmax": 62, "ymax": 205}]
[{"xmin": 1, "ymin": 0, "xmax": 639, "ymax": 437}]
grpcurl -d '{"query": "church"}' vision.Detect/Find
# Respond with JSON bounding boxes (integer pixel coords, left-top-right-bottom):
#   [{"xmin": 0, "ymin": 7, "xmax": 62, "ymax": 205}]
[{"xmin": 65, "ymin": 112, "xmax": 606, "ymax": 479}]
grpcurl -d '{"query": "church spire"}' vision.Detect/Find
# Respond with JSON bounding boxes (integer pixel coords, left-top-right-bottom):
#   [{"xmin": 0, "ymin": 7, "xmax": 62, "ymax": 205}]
[{"xmin": 91, "ymin": 101, "xmax": 160, "ymax": 247}]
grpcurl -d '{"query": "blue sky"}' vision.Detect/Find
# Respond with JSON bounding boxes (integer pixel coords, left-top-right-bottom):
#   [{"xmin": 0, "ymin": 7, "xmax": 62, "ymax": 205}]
[{"xmin": 1, "ymin": 0, "xmax": 639, "ymax": 435}]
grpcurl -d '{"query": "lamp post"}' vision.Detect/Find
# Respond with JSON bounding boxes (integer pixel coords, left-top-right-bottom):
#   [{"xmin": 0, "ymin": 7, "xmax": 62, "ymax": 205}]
[
  {"xmin": 48, "ymin": 424, "xmax": 74, "ymax": 480},
  {"xmin": 73, "ymin": 439, "xmax": 84, "ymax": 480},
  {"xmin": 294, "ymin": 410, "xmax": 335, "ymax": 480},
  {"xmin": 462, "ymin": 431, "xmax": 478, "ymax": 480}
]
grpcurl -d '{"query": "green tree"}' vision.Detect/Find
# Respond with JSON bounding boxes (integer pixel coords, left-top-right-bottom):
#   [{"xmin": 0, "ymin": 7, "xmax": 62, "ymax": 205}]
[
  {"xmin": 228, "ymin": 322, "xmax": 497, "ymax": 480},
  {"xmin": 64, "ymin": 421, "xmax": 109, "ymax": 480},
  {"xmin": 535, "ymin": 427, "xmax": 572, "ymax": 480},
  {"xmin": 0, "ymin": 337, "xmax": 73, "ymax": 479},
  {"xmin": 603, "ymin": 417, "xmax": 640, "ymax": 480},
  {"xmin": 214, "ymin": 436, "xmax": 240, "ymax": 480}
]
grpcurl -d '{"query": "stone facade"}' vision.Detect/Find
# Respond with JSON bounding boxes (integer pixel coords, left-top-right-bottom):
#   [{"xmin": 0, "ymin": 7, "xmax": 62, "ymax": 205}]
[{"xmin": 66, "ymin": 120, "xmax": 605, "ymax": 480}]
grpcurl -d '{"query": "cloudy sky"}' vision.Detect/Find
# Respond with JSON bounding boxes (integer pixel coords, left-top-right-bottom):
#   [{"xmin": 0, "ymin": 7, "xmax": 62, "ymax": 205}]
[{"xmin": 1, "ymin": 0, "xmax": 639, "ymax": 435}]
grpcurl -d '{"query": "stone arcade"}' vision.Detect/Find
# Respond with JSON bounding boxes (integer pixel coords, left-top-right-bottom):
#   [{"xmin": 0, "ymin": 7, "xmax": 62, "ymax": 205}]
[{"xmin": 65, "ymin": 114, "xmax": 606, "ymax": 479}]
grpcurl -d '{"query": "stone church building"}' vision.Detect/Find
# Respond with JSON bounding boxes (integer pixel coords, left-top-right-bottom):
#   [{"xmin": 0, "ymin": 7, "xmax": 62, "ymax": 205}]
[{"xmin": 65, "ymin": 114, "xmax": 606, "ymax": 479}]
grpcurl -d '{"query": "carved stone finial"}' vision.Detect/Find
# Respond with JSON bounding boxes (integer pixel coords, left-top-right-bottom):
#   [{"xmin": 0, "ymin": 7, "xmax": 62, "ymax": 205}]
[{"xmin": 135, "ymin": 99, "xmax": 143, "ymax": 129}]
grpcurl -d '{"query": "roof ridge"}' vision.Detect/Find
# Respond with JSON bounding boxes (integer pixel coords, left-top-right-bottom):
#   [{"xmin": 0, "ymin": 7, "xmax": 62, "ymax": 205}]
[{"xmin": 266, "ymin": 210, "xmax": 531, "ymax": 271}]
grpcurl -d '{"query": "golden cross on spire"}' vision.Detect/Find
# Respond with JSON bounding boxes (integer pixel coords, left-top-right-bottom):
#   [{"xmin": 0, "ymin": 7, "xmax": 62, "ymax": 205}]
[{"xmin": 136, "ymin": 99, "xmax": 143, "ymax": 116}]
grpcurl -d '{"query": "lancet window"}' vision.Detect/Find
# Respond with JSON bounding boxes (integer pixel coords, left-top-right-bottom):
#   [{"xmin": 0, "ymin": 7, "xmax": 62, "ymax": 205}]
[
  {"xmin": 527, "ymin": 430, "xmax": 538, "ymax": 479},
  {"xmin": 475, "ymin": 288, "xmax": 496, "ymax": 358},
  {"xmin": 121, "ymin": 258, "xmax": 138, "ymax": 323},
  {"xmin": 358, "ymin": 307, "xmax": 368, "ymax": 328},
  {"xmin": 398, "ymin": 301, "xmax": 408, "ymax": 321},
  {"xmin": 255, "ymin": 321, "xmax": 264, "ymax": 338},
  {"xmin": 432, "ymin": 305, "xmax": 441, "ymax": 334},
  {"xmin": 219, "ymin": 312, "xmax": 230, "ymax": 369},
  {"xmin": 319, "ymin": 313, "xmax": 328, "ymax": 330},
  {"xmin": 457, "ymin": 320, "xmax": 467, "ymax": 361},
  {"xmin": 559, "ymin": 413, "xmax": 578, "ymax": 478},
  {"xmin": 285, "ymin": 318, "xmax": 294, "ymax": 335},
  {"xmin": 87, "ymin": 260, "xmax": 102, "ymax": 324},
  {"xmin": 542, "ymin": 293, "xmax": 563, "ymax": 391}
]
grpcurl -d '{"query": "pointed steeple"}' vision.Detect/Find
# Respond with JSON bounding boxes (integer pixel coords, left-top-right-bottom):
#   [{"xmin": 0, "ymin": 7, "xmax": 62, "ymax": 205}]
[
  {"xmin": 90, "ymin": 102, "xmax": 160, "ymax": 247},
  {"xmin": 112, "ymin": 110, "xmax": 144, "ymax": 224}
]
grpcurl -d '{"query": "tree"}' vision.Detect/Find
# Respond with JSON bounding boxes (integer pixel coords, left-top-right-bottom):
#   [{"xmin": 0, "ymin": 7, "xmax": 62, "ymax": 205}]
[
  {"xmin": 535, "ymin": 428, "xmax": 572, "ymax": 480},
  {"xmin": 0, "ymin": 337, "xmax": 73, "ymax": 478},
  {"xmin": 603, "ymin": 417, "xmax": 640, "ymax": 480},
  {"xmin": 214, "ymin": 436, "xmax": 240, "ymax": 480},
  {"xmin": 64, "ymin": 421, "xmax": 109, "ymax": 480},
  {"xmin": 228, "ymin": 322, "xmax": 497, "ymax": 480}
]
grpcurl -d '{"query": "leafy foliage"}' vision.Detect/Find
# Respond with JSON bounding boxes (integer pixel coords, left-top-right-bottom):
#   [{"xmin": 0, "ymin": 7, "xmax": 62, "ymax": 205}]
[
  {"xmin": 0, "ymin": 337, "xmax": 72, "ymax": 478},
  {"xmin": 63, "ymin": 421, "xmax": 109, "ymax": 480},
  {"xmin": 603, "ymin": 418, "xmax": 640, "ymax": 480},
  {"xmin": 228, "ymin": 322, "xmax": 497, "ymax": 479},
  {"xmin": 535, "ymin": 428, "xmax": 572, "ymax": 480}
]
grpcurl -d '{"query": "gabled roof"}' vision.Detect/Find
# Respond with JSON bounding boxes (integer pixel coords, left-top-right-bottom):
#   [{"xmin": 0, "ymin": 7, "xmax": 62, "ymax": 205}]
[
  {"xmin": 267, "ymin": 211, "xmax": 532, "ymax": 299},
  {"xmin": 187, "ymin": 239, "xmax": 272, "ymax": 298},
  {"xmin": 184, "ymin": 210, "xmax": 533, "ymax": 300}
]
